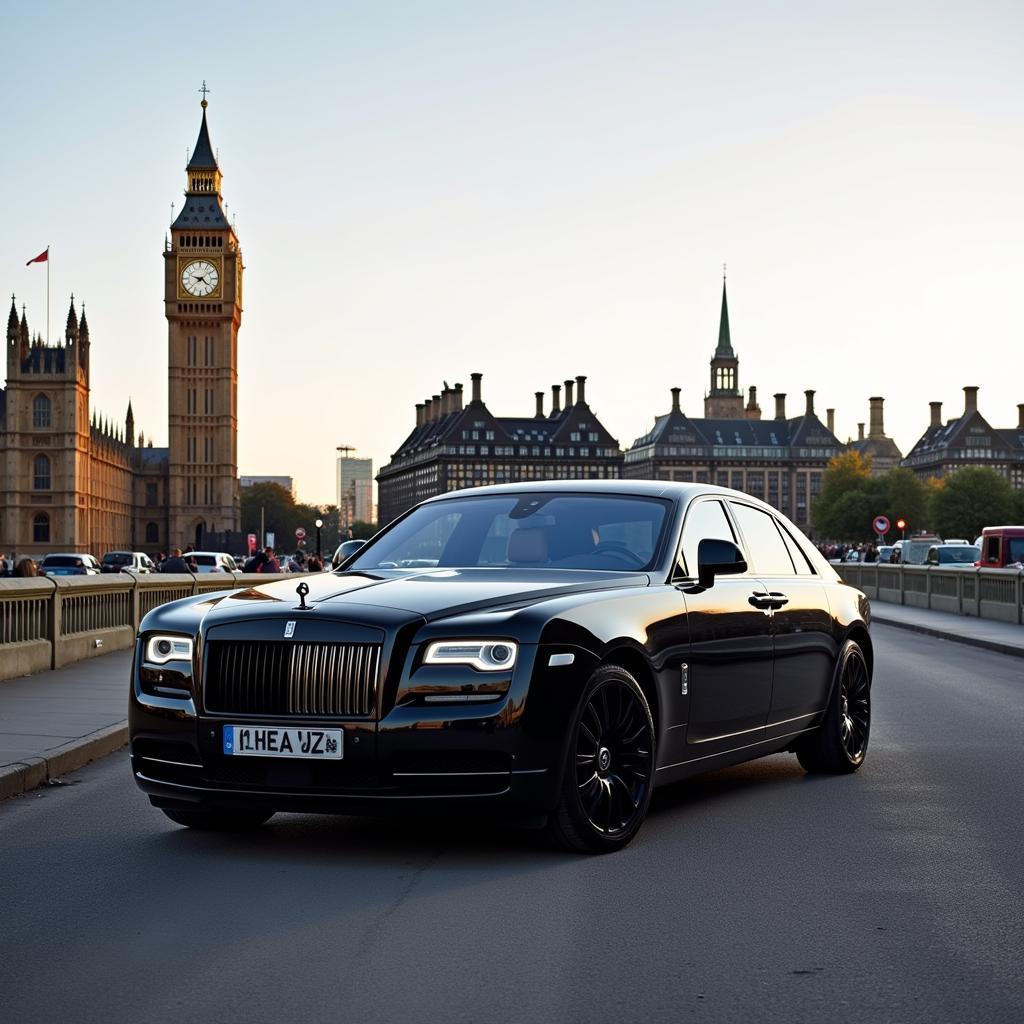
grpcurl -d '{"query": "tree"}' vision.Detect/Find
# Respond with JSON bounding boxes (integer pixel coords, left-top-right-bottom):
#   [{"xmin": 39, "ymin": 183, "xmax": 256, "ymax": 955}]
[
  {"xmin": 929, "ymin": 467, "xmax": 1016, "ymax": 541},
  {"xmin": 240, "ymin": 484, "xmax": 340, "ymax": 554},
  {"xmin": 812, "ymin": 451, "xmax": 873, "ymax": 539}
]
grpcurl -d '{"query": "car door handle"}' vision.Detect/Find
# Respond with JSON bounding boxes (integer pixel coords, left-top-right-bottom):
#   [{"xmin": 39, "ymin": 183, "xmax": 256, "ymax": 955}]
[
  {"xmin": 767, "ymin": 591, "xmax": 789, "ymax": 608},
  {"xmin": 748, "ymin": 593, "xmax": 775, "ymax": 610}
]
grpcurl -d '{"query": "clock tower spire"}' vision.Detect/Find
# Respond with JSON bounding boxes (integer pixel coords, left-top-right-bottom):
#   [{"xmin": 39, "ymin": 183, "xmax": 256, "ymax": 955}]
[{"xmin": 164, "ymin": 87, "xmax": 243, "ymax": 549}]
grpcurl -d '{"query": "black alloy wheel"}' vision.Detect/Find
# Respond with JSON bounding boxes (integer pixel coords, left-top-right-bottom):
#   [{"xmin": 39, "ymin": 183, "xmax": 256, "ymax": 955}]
[
  {"xmin": 796, "ymin": 639, "xmax": 871, "ymax": 774},
  {"xmin": 547, "ymin": 665, "xmax": 655, "ymax": 853}
]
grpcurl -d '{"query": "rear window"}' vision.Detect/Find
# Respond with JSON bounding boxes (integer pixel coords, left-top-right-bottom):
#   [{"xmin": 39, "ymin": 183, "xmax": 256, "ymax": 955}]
[
  {"xmin": 938, "ymin": 546, "xmax": 980, "ymax": 564},
  {"xmin": 193, "ymin": 555, "xmax": 217, "ymax": 566},
  {"xmin": 103, "ymin": 553, "xmax": 131, "ymax": 565},
  {"xmin": 42, "ymin": 556, "xmax": 85, "ymax": 567}
]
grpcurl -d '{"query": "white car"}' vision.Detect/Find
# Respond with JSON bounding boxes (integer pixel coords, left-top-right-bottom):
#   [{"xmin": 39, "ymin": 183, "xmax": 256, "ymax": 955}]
[{"xmin": 188, "ymin": 551, "xmax": 238, "ymax": 573}]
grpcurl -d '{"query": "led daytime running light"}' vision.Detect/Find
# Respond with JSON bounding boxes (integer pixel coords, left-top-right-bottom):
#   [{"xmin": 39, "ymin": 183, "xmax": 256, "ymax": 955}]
[{"xmin": 423, "ymin": 640, "xmax": 518, "ymax": 672}]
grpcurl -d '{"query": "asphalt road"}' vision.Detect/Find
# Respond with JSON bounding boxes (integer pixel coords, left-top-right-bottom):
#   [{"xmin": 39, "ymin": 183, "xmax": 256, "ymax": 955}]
[{"xmin": 2, "ymin": 623, "xmax": 1022, "ymax": 1024}]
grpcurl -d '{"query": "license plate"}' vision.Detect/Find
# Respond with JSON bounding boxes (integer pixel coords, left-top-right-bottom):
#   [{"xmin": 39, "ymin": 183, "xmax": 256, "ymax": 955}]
[{"xmin": 223, "ymin": 725, "xmax": 343, "ymax": 759}]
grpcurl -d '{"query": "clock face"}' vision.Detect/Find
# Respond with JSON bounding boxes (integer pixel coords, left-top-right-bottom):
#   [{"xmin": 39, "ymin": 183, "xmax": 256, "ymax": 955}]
[{"xmin": 181, "ymin": 260, "xmax": 219, "ymax": 297}]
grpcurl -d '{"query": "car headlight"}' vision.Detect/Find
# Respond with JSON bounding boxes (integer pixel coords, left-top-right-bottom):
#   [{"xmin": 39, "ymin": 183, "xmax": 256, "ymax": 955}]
[
  {"xmin": 144, "ymin": 635, "xmax": 194, "ymax": 665},
  {"xmin": 423, "ymin": 640, "xmax": 518, "ymax": 672}
]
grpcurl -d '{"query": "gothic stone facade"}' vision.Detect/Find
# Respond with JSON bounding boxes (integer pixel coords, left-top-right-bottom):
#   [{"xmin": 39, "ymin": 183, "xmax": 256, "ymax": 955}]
[
  {"xmin": 0, "ymin": 98, "xmax": 242, "ymax": 557},
  {"xmin": 377, "ymin": 374, "xmax": 622, "ymax": 526}
]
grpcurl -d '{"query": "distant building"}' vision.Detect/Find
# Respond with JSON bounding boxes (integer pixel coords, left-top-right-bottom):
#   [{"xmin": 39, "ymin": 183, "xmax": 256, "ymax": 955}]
[
  {"xmin": 846, "ymin": 397, "xmax": 903, "ymax": 475},
  {"xmin": 241, "ymin": 475, "xmax": 295, "ymax": 496},
  {"xmin": 376, "ymin": 373, "xmax": 622, "ymax": 527},
  {"xmin": 337, "ymin": 454, "xmax": 374, "ymax": 526},
  {"xmin": 902, "ymin": 387, "xmax": 1024, "ymax": 488},
  {"xmin": 623, "ymin": 279, "xmax": 842, "ymax": 532}
]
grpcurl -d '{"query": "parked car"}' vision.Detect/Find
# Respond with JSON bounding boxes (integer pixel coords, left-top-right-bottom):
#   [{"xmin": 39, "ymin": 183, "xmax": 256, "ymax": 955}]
[
  {"xmin": 925, "ymin": 544, "xmax": 981, "ymax": 567},
  {"xmin": 331, "ymin": 538, "xmax": 367, "ymax": 569},
  {"xmin": 102, "ymin": 551, "xmax": 156, "ymax": 574},
  {"xmin": 977, "ymin": 526, "xmax": 1024, "ymax": 569},
  {"xmin": 39, "ymin": 553, "xmax": 102, "ymax": 576},
  {"xmin": 131, "ymin": 481, "xmax": 873, "ymax": 854},
  {"xmin": 188, "ymin": 552, "xmax": 238, "ymax": 573}
]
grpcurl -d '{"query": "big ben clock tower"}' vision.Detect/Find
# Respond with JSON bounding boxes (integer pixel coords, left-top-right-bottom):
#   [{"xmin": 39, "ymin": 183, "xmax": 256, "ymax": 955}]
[{"xmin": 165, "ymin": 87, "xmax": 242, "ymax": 548}]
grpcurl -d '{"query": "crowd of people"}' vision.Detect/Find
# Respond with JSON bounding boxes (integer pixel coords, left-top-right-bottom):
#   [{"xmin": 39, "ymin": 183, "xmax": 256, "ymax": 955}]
[
  {"xmin": 817, "ymin": 542, "xmax": 894, "ymax": 564},
  {"xmin": 0, "ymin": 552, "xmax": 40, "ymax": 577}
]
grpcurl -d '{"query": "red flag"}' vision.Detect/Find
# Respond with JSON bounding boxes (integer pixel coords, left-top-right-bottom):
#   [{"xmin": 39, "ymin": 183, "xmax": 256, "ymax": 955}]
[{"xmin": 25, "ymin": 248, "xmax": 48, "ymax": 266}]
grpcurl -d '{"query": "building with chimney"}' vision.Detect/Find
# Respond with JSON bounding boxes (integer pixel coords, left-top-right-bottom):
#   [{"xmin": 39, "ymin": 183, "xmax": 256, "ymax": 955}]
[
  {"xmin": 376, "ymin": 374, "xmax": 622, "ymax": 526},
  {"xmin": 901, "ymin": 387, "xmax": 1024, "ymax": 489},
  {"xmin": 623, "ymin": 279, "xmax": 842, "ymax": 532},
  {"xmin": 0, "ymin": 95, "xmax": 244, "ymax": 556},
  {"xmin": 846, "ymin": 397, "xmax": 903, "ymax": 474}
]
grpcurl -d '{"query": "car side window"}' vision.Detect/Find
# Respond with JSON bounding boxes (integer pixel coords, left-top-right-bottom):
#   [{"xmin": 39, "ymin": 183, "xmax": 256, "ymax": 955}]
[
  {"xmin": 776, "ymin": 520, "xmax": 816, "ymax": 576},
  {"xmin": 678, "ymin": 499, "xmax": 738, "ymax": 578},
  {"xmin": 729, "ymin": 502, "xmax": 796, "ymax": 576}
]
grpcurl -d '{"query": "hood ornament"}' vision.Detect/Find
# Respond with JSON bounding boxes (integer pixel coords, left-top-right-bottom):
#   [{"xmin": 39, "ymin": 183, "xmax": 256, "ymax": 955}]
[{"xmin": 296, "ymin": 581, "xmax": 310, "ymax": 610}]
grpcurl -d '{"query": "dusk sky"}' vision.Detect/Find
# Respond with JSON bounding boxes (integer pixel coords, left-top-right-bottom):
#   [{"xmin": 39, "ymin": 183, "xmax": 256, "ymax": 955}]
[{"xmin": 3, "ymin": 1, "xmax": 1022, "ymax": 505}]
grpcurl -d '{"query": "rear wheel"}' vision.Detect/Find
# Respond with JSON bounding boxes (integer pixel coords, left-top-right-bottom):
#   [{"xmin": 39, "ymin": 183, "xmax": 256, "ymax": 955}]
[
  {"xmin": 547, "ymin": 665, "xmax": 655, "ymax": 854},
  {"xmin": 796, "ymin": 639, "xmax": 871, "ymax": 774},
  {"xmin": 161, "ymin": 806, "xmax": 275, "ymax": 831}
]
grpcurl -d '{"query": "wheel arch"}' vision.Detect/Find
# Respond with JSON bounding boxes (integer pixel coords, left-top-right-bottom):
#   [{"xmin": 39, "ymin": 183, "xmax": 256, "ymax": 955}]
[
  {"xmin": 845, "ymin": 623, "xmax": 873, "ymax": 680},
  {"xmin": 597, "ymin": 644, "xmax": 661, "ymax": 739}
]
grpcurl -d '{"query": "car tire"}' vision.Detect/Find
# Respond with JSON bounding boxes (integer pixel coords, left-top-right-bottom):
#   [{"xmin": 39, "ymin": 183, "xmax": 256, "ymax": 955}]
[
  {"xmin": 546, "ymin": 664, "xmax": 656, "ymax": 854},
  {"xmin": 161, "ymin": 806, "xmax": 275, "ymax": 831},
  {"xmin": 795, "ymin": 639, "xmax": 871, "ymax": 774}
]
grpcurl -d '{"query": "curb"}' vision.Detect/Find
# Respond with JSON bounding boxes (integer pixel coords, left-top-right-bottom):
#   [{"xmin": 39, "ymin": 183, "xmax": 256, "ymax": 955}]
[
  {"xmin": 0, "ymin": 721, "xmax": 128, "ymax": 801},
  {"xmin": 872, "ymin": 614, "xmax": 1024, "ymax": 660}
]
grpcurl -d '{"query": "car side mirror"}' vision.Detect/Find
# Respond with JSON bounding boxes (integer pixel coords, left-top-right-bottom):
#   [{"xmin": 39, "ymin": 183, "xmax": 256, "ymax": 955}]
[{"xmin": 697, "ymin": 538, "xmax": 747, "ymax": 589}]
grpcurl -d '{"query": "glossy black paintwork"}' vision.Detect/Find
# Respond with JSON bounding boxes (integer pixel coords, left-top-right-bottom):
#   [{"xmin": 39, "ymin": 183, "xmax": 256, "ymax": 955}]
[{"xmin": 129, "ymin": 481, "xmax": 870, "ymax": 816}]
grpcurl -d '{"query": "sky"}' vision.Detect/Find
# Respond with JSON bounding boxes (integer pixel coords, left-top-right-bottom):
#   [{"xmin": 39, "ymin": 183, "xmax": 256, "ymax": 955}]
[{"xmin": 2, "ymin": 1, "xmax": 1022, "ymax": 506}]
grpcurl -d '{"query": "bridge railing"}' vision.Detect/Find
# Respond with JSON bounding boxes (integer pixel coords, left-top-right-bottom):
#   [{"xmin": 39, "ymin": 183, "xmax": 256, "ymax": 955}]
[
  {"xmin": 0, "ymin": 572, "xmax": 293, "ymax": 681},
  {"xmin": 838, "ymin": 564, "xmax": 1024, "ymax": 625}
]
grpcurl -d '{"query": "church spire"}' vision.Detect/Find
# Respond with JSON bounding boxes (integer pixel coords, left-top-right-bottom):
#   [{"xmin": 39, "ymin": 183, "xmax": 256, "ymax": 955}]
[
  {"xmin": 66, "ymin": 294, "xmax": 79, "ymax": 341},
  {"xmin": 715, "ymin": 272, "xmax": 734, "ymax": 358},
  {"xmin": 7, "ymin": 294, "xmax": 18, "ymax": 342},
  {"xmin": 126, "ymin": 399, "xmax": 135, "ymax": 448},
  {"xmin": 185, "ymin": 84, "xmax": 222, "ymax": 197}
]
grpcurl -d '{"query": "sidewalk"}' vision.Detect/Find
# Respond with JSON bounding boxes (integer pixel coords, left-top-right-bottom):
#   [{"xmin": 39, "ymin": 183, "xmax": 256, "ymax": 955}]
[
  {"xmin": 0, "ymin": 651, "xmax": 131, "ymax": 799},
  {"xmin": 870, "ymin": 603, "xmax": 1024, "ymax": 659}
]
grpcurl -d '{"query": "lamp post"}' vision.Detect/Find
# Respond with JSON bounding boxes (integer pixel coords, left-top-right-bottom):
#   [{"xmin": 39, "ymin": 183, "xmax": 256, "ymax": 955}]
[{"xmin": 315, "ymin": 518, "xmax": 323, "ymax": 567}]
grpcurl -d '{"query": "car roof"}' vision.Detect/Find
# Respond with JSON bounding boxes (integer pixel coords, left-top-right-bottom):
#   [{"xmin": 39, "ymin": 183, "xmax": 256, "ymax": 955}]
[
  {"xmin": 982, "ymin": 526, "xmax": 1024, "ymax": 536},
  {"xmin": 188, "ymin": 551, "xmax": 232, "ymax": 557},
  {"xmin": 420, "ymin": 479, "xmax": 764, "ymax": 506}
]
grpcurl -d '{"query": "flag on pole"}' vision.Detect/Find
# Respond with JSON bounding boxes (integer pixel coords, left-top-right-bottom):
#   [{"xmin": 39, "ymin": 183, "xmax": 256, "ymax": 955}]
[{"xmin": 25, "ymin": 247, "xmax": 49, "ymax": 266}]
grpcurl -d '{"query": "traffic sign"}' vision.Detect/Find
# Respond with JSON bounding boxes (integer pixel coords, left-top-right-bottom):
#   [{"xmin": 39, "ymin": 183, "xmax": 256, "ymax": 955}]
[
  {"xmin": 872, "ymin": 515, "xmax": 890, "ymax": 535},
  {"xmin": 295, "ymin": 527, "xmax": 307, "ymax": 540}
]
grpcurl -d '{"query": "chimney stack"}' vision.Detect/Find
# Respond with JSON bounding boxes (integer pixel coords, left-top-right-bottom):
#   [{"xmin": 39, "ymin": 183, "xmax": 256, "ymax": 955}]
[
  {"xmin": 929, "ymin": 401, "xmax": 942, "ymax": 428},
  {"xmin": 550, "ymin": 384, "xmax": 561, "ymax": 416},
  {"xmin": 804, "ymin": 389, "xmax": 816, "ymax": 416},
  {"xmin": 575, "ymin": 375, "xmax": 587, "ymax": 405},
  {"xmin": 471, "ymin": 373, "xmax": 482, "ymax": 405},
  {"xmin": 563, "ymin": 378, "xmax": 574, "ymax": 407},
  {"xmin": 423, "ymin": 398, "xmax": 433, "ymax": 422},
  {"xmin": 868, "ymin": 396, "xmax": 885, "ymax": 439},
  {"xmin": 963, "ymin": 386, "xmax": 978, "ymax": 415},
  {"xmin": 745, "ymin": 386, "xmax": 761, "ymax": 420},
  {"xmin": 774, "ymin": 393, "xmax": 786, "ymax": 420},
  {"xmin": 826, "ymin": 408, "xmax": 835, "ymax": 434},
  {"xmin": 535, "ymin": 391, "xmax": 545, "ymax": 418},
  {"xmin": 670, "ymin": 387, "xmax": 681, "ymax": 413},
  {"xmin": 454, "ymin": 382, "xmax": 464, "ymax": 411},
  {"xmin": 432, "ymin": 393, "xmax": 442, "ymax": 419},
  {"xmin": 857, "ymin": 423, "xmax": 865, "ymax": 441},
  {"xmin": 415, "ymin": 403, "xmax": 425, "ymax": 427},
  {"xmin": 440, "ymin": 387, "xmax": 450, "ymax": 416},
  {"xmin": 1018, "ymin": 404, "xmax": 1024, "ymax": 430}
]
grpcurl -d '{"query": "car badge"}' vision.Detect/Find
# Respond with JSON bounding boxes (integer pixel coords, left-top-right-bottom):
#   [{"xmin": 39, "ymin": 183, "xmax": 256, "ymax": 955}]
[
  {"xmin": 296, "ymin": 581, "xmax": 310, "ymax": 610},
  {"xmin": 284, "ymin": 620, "xmax": 296, "ymax": 638}
]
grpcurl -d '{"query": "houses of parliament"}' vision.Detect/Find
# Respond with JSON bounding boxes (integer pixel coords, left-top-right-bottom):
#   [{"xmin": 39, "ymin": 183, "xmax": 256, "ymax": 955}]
[{"xmin": 0, "ymin": 96, "xmax": 243, "ymax": 557}]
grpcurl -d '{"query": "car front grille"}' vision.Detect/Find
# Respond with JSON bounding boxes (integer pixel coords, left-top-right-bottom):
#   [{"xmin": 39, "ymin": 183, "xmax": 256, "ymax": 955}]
[{"xmin": 204, "ymin": 640, "xmax": 381, "ymax": 718}]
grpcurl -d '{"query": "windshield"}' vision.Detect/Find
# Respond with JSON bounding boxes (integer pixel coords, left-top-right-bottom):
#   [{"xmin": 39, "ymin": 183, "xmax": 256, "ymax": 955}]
[
  {"xmin": 901, "ymin": 541, "xmax": 934, "ymax": 564},
  {"xmin": 1009, "ymin": 538, "xmax": 1024, "ymax": 563},
  {"xmin": 938, "ymin": 546, "xmax": 980, "ymax": 564},
  {"xmin": 193, "ymin": 555, "xmax": 217, "ymax": 566},
  {"xmin": 103, "ymin": 553, "xmax": 131, "ymax": 565},
  {"xmin": 42, "ymin": 555, "xmax": 86, "ymax": 567},
  {"xmin": 348, "ymin": 493, "xmax": 671, "ymax": 572}
]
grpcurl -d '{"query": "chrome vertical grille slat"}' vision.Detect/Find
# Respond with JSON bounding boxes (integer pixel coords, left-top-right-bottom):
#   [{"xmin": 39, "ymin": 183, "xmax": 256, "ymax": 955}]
[{"xmin": 205, "ymin": 640, "xmax": 381, "ymax": 717}]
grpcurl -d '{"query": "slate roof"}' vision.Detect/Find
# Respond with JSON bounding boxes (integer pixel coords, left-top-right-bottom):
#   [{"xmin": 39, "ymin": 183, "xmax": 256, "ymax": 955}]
[
  {"xmin": 715, "ymin": 280, "xmax": 734, "ymax": 358},
  {"xmin": 172, "ymin": 194, "xmax": 230, "ymax": 230},
  {"xmin": 628, "ymin": 408, "xmax": 839, "ymax": 452},
  {"xmin": 187, "ymin": 108, "xmax": 218, "ymax": 170}
]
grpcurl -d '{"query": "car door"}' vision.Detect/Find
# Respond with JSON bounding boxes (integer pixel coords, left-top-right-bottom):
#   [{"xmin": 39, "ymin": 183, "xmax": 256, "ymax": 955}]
[
  {"xmin": 676, "ymin": 497, "xmax": 774, "ymax": 754},
  {"xmin": 728, "ymin": 501, "xmax": 836, "ymax": 737}
]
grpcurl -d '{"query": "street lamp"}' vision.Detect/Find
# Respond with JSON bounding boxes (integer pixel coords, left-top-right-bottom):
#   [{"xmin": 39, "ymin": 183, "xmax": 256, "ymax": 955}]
[{"xmin": 315, "ymin": 518, "xmax": 324, "ymax": 567}]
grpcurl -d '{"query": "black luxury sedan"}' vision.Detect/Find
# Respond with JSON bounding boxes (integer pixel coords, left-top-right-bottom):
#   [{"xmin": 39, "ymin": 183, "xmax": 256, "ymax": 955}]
[{"xmin": 130, "ymin": 482, "xmax": 872, "ymax": 853}]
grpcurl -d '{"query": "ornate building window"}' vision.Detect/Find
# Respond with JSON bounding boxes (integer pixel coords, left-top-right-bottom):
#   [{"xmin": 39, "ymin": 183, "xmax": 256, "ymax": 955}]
[
  {"xmin": 145, "ymin": 522, "xmax": 159, "ymax": 544},
  {"xmin": 146, "ymin": 483, "xmax": 158, "ymax": 506},
  {"xmin": 33, "ymin": 454, "xmax": 51, "ymax": 490},
  {"xmin": 33, "ymin": 513, "xmax": 50, "ymax": 543},
  {"xmin": 32, "ymin": 394, "xmax": 52, "ymax": 428}
]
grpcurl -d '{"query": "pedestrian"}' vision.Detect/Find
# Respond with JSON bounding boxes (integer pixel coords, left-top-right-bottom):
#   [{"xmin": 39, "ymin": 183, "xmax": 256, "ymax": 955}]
[
  {"xmin": 0, "ymin": 551, "xmax": 10, "ymax": 577},
  {"xmin": 160, "ymin": 547, "xmax": 191, "ymax": 573},
  {"xmin": 13, "ymin": 555, "xmax": 38, "ymax": 577},
  {"xmin": 306, "ymin": 553, "xmax": 322, "ymax": 572},
  {"xmin": 258, "ymin": 546, "xmax": 281, "ymax": 573}
]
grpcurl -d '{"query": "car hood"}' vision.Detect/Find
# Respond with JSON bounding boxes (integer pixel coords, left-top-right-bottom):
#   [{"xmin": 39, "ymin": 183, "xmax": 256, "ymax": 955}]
[{"xmin": 199, "ymin": 567, "xmax": 652, "ymax": 628}]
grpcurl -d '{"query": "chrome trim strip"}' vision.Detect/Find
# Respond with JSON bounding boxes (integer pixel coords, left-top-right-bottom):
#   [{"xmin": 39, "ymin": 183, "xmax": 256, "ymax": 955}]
[
  {"xmin": 139, "ymin": 755, "xmax": 204, "ymax": 769},
  {"xmin": 392, "ymin": 770, "xmax": 509, "ymax": 777},
  {"xmin": 548, "ymin": 652, "xmax": 575, "ymax": 667}
]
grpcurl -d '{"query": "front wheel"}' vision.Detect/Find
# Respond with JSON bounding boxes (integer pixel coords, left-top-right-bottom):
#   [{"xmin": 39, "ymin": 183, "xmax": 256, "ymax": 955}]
[
  {"xmin": 161, "ymin": 805, "xmax": 275, "ymax": 831},
  {"xmin": 796, "ymin": 639, "xmax": 871, "ymax": 774},
  {"xmin": 547, "ymin": 665, "xmax": 655, "ymax": 854}
]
